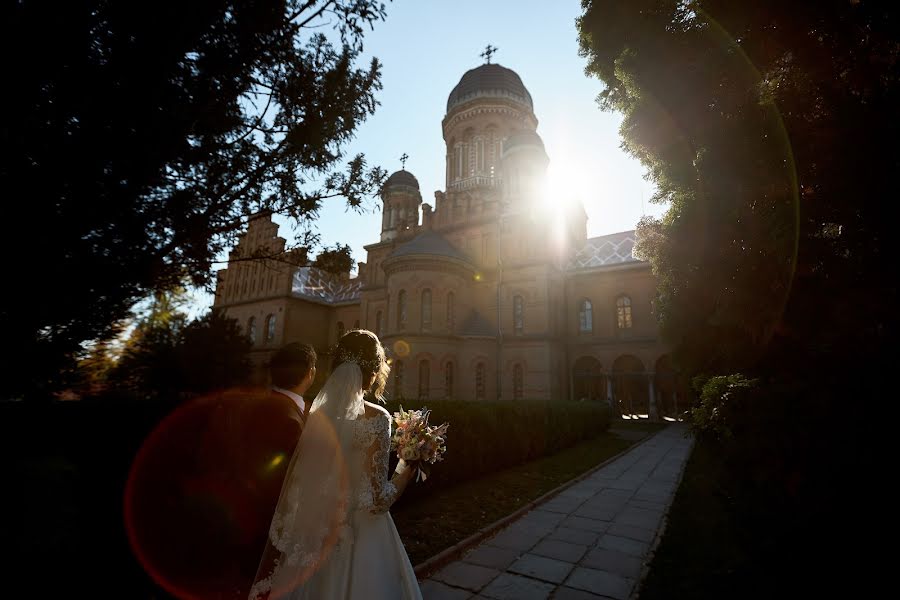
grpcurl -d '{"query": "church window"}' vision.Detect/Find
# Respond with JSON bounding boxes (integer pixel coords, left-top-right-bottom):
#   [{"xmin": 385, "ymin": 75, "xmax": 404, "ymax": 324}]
[
  {"xmin": 579, "ymin": 299, "xmax": 593, "ymax": 334},
  {"xmin": 397, "ymin": 290, "xmax": 407, "ymax": 330},
  {"xmin": 513, "ymin": 364, "xmax": 524, "ymax": 401},
  {"xmin": 337, "ymin": 321, "xmax": 345, "ymax": 340},
  {"xmin": 421, "ymin": 289, "xmax": 432, "ymax": 332},
  {"xmin": 444, "ymin": 361, "xmax": 454, "ymax": 399},
  {"xmin": 513, "ymin": 295, "xmax": 524, "ymax": 336},
  {"xmin": 475, "ymin": 362, "xmax": 486, "ymax": 400},
  {"xmin": 476, "ymin": 138, "xmax": 485, "ymax": 173},
  {"xmin": 394, "ymin": 360, "xmax": 404, "ymax": 399},
  {"xmin": 418, "ymin": 360, "xmax": 430, "ymax": 400},
  {"xmin": 446, "ymin": 292, "xmax": 455, "ymax": 333},
  {"xmin": 616, "ymin": 296, "xmax": 633, "ymax": 329},
  {"xmin": 247, "ymin": 317, "xmax": 257, "ymax": 344},
  {"xmin": 455, "ymin": 145, "xmax": 463, "ymax": 180},
  {"xmin": 265, "ymin": 314, "xmax": 276, "ymax": 343}
]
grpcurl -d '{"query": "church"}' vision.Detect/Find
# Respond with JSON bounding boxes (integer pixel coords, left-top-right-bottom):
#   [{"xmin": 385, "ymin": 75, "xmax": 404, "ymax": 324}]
[{"xmin": 213, "ymin": 62, "xmax": 683, "ymax": 419}]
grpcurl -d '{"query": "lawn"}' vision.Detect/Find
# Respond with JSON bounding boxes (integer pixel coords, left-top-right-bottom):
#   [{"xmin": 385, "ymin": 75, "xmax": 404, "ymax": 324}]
[{"xmin": 393, "ymin": 419, "xmax": 668, "ymax": 566}]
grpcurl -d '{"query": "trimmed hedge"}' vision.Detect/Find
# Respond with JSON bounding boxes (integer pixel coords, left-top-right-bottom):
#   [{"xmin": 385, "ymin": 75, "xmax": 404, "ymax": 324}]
[{"xmin": 382, "ymin": 399, "xmax": 611, "ymax": 499}]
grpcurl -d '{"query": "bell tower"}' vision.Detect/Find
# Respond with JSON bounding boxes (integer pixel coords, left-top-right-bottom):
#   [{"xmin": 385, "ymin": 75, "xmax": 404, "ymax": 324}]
[{"xmin": 380, "ymin": 169, "xmax": 422, "ymax": 242}]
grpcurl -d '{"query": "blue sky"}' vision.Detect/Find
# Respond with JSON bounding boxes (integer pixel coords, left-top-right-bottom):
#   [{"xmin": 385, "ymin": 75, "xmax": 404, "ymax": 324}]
[{"xmin": 192, "ymin": 0, "xmax": 668, "ymax": 314}]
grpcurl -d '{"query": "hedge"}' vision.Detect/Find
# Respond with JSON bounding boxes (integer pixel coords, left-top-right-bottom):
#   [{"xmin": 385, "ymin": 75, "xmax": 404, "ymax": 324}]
[{"xmin": 381, "ymin": 398, "xmax": 611, "ymax": 499}]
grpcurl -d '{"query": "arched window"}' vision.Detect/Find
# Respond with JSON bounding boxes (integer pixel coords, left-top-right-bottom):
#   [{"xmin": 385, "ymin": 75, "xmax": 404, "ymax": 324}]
[
  {"xmin": 394, "ymin": 360, "xmax": 404, "ymax": 399},
  {"xmin": 421, "ymin": 289, "xmax": 432, "ymax": 332},
  {"xmin": 265, "ymin": 314, "xmax": 276, "ymax": 343},
  {"xmin": 447, "ymin": 292, "xmax": 455, "ymax": 333},
  {"xmin": 444, "ymin": 362, "xmax": 454, "ymax": 399},
  {"xmin": 475, "ymin": 362, "xmax": 486, "ymax": 401},
  {"xmin": 513, "ymin": 295, "xmax": 524, "ymax": 336},
  {"xmin": 616, "ymin": 296, "xmax": 633, "ymax": 329},
  {"xmin": 418, "ymin": 360, "xmax": 430, "ymax": 400},
  {"xmin": 247, "ymin": 317, "xmax": 257, "ymax": 344},
  {"xmin": 513, "ymin": 364, "xmax": 524, "ymax": 401},
  {"xmin": 376, "ymin": 311, "xmax": 383, "ymax": 337},
  {"xmin": 337, "ymin": 321, "xmax": 345, "ymax": 340},
  {"xmin": 476, "ymin": 137, "xmax": 485, "ymax": 173},
  {"xmin": 397, "ymin": 290, "xmax": 407, "ymax": 330},
  {"xmin": 579, "ymin": 299, "xmax": 593, "ymax": 334}
]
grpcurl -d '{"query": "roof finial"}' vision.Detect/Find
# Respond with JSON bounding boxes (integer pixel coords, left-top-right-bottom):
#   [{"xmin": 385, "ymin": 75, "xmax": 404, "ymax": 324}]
[
  {"xmin": 480, "ymin": 44, "xmax": 498, "ymax": 64},
  {"xmin": 400, "ymin": 153, "xmax": 409, "ymax": 170}
]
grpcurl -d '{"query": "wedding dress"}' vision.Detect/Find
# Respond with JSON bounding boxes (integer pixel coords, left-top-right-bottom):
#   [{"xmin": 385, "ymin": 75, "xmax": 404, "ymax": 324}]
[{"xmin": 249, "ymin": 362, "xmax": 422, "ymax": 600}]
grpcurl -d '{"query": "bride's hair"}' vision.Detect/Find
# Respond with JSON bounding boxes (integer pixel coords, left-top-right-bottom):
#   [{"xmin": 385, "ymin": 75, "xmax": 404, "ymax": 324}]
[{"xmin": 331, "ymin": 329, "xmax": 390, "ymax": 401}]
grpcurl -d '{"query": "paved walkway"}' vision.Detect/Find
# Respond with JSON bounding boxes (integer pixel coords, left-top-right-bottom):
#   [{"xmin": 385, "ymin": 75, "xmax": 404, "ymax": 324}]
[{"xmin": 419, "ymin": 424, "xmax": 692, "ymax": 600}]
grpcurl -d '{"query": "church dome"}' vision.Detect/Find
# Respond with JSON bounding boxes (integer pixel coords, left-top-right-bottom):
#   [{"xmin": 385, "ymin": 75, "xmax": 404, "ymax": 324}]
[
  {"xmin": 446, "ymin": 63, "xmax": 533, "ymax": 113},
  {"xmin": 384, "ymin": 169, "xmax": 419, "ymax": 190}
]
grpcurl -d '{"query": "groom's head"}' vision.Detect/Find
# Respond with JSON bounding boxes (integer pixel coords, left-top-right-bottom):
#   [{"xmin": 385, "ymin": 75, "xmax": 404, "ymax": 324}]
[{"xmin": 270, "ymin": 343, "xmax": 317, "ymax": 395}]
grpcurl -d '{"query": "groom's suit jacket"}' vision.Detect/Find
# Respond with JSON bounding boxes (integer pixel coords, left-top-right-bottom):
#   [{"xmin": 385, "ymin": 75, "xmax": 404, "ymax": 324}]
[{"xmin": 202, "ymin": 387, "xmax": 307, "ymax": 598}]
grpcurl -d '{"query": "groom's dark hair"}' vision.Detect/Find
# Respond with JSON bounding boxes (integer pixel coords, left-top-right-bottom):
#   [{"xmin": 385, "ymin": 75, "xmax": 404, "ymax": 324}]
[{"xmin": 270, "ymin": 342, "xmax": 317, "ymax": 388}]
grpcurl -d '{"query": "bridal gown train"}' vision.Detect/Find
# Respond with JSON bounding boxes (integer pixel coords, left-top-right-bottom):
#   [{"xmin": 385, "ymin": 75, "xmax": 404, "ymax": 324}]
[{"xmin": 250, "ymin": 399, "xmax": 422, "ymax": 600}]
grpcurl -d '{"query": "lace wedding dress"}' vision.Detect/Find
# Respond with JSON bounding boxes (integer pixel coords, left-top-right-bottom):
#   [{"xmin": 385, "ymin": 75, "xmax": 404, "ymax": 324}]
[{"xmin": 249, "ymin": 363, "xmax": 422, "ymax": 600}]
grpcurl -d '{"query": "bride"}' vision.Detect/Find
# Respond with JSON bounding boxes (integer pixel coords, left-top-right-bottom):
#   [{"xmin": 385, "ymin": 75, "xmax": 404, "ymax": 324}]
[{"xmin": 249, "ymin": 329, "xmax": 422, "ymax": 599}]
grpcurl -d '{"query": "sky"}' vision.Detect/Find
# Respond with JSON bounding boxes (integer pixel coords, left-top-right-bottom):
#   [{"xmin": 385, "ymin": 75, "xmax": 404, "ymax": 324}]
[{"xmin": 192, "ymin": 0, "xmax": 668, "ymax": 314}]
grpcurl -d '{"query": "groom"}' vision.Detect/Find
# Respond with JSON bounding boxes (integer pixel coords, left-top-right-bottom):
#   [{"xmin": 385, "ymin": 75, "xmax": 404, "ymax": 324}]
[{"xmin": 232, "ymin": 342, "xmax": 317, "ymax": 597}]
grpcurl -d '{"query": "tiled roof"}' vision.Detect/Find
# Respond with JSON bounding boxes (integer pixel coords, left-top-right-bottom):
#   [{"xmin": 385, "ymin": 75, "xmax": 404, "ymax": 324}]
[
  {"xmin": 567, "ymin": 231, "xmax": 642, "ymax": 270},
  {"xmin": 291, "ymin": 267, "xmax": 362, "ymax": 305},
  {"xmin": 389, "ymin": 230, "xmax": 472, "ymax": 264}
]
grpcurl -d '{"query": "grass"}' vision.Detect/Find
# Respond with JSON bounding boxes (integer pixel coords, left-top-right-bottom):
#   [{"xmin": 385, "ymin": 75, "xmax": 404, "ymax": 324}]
[
  {"xmin": 637, "ymin": 439, "xmax": 750, "ymax": 600},
  {"xmin": 392, "ymin": 420, "xmax": 668, "ymax": 566}
]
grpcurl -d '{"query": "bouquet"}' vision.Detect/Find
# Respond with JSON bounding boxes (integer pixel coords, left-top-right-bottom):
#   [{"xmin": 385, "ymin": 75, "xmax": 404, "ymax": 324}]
[{"xmin": 390, "ymin": 406, "xmax": 449, "ymax": 482}]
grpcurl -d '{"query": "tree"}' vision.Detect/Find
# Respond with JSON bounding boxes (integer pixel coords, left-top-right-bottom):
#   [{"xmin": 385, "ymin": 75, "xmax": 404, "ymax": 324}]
[
  {"xmin": 579, "ymin": 0, "xmax": 898, "ymax": 380},
  {"xmin": 2, "ymin": 1, "xmax": 389, "ymax": 399},
  {"xmin": 578, "ymin": 0, "xmax": 896, "ymax": 592},
  {"xmin": 313, "ymin": 243, "xmax": 355, "ymax": 275},
  {"xmin": 109, "ymin": 298, "xmax": 251, "ymax": 397}
]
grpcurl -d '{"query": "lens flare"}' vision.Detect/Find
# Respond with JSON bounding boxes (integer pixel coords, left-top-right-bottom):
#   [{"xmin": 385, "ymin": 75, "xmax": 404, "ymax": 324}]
[
  {"xmin": 392, "ymin": 339, "xmax": 411, "ymax": 357},
  {"xmin": 124, "ymin": 389, "xmax": 348, "ymax": 599}
]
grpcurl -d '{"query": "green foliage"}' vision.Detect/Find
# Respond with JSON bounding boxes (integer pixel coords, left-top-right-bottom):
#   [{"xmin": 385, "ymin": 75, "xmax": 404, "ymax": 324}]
[
  {"xmin": 688, "ymin": 373, "xmax": 758, "ymax": 442},
  {"xmin": 110, "ymin": 309, "xmax": 251, "ymax": 397},
  {"xmin": 579, "ymin": 0, "xmax": 898, "ymax": 377},
  {"xmin": 2, "ymin": 1, "xmax": 390, "ymax": 399},
  {"xmin": 578, "ymin": 2, "xmax": 893, "ymax": 587},
  {"xmin": 382, "ymin": 399, "xmax": 610, "ymax": 498},
  {"xmin": 313, "ymin": 243, "xmax": 355, "ymax": 275}
]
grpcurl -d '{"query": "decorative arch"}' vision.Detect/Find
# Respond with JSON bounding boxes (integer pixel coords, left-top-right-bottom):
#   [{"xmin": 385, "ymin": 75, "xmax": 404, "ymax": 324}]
[
  {"xmin": 475, "ymin": 361, "xmax": 486, "ymax": 401},
  {"xmin": 265, "ymin": 314, "xmax": 276, "ymax": 344},
  {"xmin": 572, "ymin": 356, "xmax": 605, "ymax": 404},
  {"xmin": 441, "ymin": 357, "xmax": 456, "ymax": 400},
  {"xmin": 512, "ymin": 363, "xmax": 524, "ymax": 401},
  {"xmin": 654, "ymin": 355, "xmax": 679, "ymax": 420},
  {"xmin": 418, "ymin": 358, "xmax": 431, "ymax": 400},
  {"xmin": 247, "ymin": 316, "xmax": 257, "ymax": 345},
  {"xmin": 578, "ymin": 298, "xmax": 593, "ymax": 334},
  {"xmin": 616, "ymin": 295, "xmax": 633, "ymax": 330},
  {"xmin": 612, "ymin": 354, "xmax": 647, "ymax": 418}
]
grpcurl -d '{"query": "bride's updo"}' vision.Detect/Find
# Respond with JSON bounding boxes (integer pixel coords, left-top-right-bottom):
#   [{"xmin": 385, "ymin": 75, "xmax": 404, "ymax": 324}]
[{"xmin": 331, "ymin": 329, "xmax": 390, "ymax": 401}]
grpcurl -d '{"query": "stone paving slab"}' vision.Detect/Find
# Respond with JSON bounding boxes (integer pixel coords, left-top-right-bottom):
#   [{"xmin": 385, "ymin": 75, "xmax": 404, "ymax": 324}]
[{"xmin": 419, "ymin": 424, "xmax": 693, "ymax": 600}]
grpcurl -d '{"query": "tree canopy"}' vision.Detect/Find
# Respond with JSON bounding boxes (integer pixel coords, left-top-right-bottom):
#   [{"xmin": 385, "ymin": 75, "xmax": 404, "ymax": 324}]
[
  {"xmin": 578, "ymin": 0, "xmax": 898, "ymax": 378},
  {"xmin": 578, "ymin": 1, "xmax": 897, "ymax": 591},
  {"xmin": 2, "ymin": 0, "xmax": 389, "ymax": 399}
]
